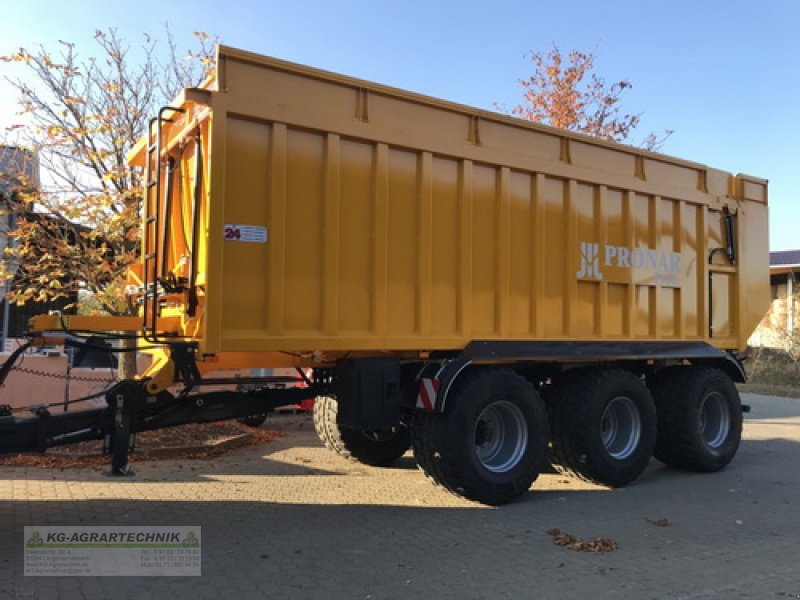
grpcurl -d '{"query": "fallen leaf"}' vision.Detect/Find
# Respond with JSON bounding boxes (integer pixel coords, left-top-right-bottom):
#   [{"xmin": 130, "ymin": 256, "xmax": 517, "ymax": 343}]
[
  {"xmin": 547, "ymin": 528, "xmax": 619, "ymax": 552},
  {"xmin": 0, "ymin": 421, "xmax": 285, "ymax": 469}
]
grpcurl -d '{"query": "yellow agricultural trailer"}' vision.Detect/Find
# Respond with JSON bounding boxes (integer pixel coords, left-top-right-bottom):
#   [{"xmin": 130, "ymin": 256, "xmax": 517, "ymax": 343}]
[{"xmin": 0, "ymin": 46, "xmax": 769, "ymax": 504}]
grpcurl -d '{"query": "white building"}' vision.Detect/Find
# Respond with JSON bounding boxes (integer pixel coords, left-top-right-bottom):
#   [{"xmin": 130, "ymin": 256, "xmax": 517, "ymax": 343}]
[{"xmin": 748, "ymin": 250, "xmax": 800, "ymax": 351}]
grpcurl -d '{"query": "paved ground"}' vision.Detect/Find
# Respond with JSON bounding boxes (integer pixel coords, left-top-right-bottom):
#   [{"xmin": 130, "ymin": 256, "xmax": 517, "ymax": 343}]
[{"xmin": 1, "ymin": 393, "xmax": 800, "ymax": 599}]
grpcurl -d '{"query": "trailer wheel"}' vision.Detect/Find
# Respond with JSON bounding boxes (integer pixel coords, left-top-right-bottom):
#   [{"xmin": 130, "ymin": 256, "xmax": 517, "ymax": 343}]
[
  {"xmin": 312, "ymin": 396, "xmax": 410, "ymax": 466},
  {"xmin": 549, "ymin": 368, "xmax": 657, "ymax": 487},
  {"xmin": 410, "ymin": 369, "xmax": 548, "ymax": 505},
  {"xmin": 649, "ymin": 367, "xmax": 742, "ymax": 472}
]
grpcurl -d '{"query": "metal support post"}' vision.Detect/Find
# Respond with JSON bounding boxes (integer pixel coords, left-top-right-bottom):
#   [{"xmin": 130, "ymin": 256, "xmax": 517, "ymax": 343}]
[{"xmin": 106, "ymin": 382, "xmax": 141, "ymax": 476}]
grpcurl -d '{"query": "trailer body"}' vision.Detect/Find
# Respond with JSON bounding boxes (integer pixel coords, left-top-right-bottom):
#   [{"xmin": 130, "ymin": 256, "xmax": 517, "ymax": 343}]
[
  {"xmin": 128, "ymin": 46, "xmax": 768, "ymax": 358},
  {"xmin": 4, "ymin": 46, "xmax": 770, "ymax": 505}
]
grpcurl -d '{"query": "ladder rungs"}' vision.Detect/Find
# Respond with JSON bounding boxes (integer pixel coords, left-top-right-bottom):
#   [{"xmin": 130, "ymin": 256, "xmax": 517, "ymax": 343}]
[{"xmin": 144, "ymin": 252, "xmax": 157, "ymax": 260}]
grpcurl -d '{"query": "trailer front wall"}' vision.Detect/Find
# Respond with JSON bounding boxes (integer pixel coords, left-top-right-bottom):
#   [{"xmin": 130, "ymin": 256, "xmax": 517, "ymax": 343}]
[{"xmin": 185, "ymin": 48, "xmax": 769, "ymax": 355}]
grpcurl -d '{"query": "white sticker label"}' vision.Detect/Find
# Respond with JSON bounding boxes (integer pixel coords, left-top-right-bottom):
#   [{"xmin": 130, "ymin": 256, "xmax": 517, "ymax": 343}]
[{"xmin": 223, "ymin": 224, "xmax": 268, "ymax": 243}]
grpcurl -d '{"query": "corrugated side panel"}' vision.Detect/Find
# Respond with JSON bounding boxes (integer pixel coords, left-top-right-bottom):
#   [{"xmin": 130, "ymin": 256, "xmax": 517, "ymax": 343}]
[{"xmin": 198, "ymin": 47, "xmax": 768, "ymax": 354}]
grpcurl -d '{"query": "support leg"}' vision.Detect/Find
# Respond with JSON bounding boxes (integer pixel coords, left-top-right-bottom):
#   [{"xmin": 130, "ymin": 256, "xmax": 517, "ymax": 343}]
[{"xmin": 106, "ymin": 383, "xmax": 140, "ymax": 476}]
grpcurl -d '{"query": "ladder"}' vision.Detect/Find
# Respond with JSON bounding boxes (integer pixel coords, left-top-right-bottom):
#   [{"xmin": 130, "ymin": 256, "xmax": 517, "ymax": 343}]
[{"xmin": 141, "ymin": 106, "xmax": 185, "ymax": 342}]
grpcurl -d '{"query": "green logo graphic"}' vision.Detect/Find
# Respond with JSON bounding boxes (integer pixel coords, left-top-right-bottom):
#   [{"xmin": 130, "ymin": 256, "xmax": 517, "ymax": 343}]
[
  {"xmin": 182, "ymin": 531, "xmax": 199, "ymax": 547},
  {"xmin": 26, "ymin": 531, "xmax": 44, "ymax": 547}
]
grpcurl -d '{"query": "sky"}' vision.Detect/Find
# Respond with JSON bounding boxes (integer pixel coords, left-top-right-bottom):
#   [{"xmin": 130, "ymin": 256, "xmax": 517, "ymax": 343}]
[{"xmin": 0, "ymin": 0, "xmax": 797, "ymax": 250}]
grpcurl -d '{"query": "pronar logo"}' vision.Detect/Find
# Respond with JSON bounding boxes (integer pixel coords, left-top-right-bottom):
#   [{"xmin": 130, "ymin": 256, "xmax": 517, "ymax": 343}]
[
  {"xmin": 576, "ymin": 243, "xmax": 604, "ymax": 280},
  {"xmin": 577, "ymin": 242, "xmax": 681, "ymax": 286}
]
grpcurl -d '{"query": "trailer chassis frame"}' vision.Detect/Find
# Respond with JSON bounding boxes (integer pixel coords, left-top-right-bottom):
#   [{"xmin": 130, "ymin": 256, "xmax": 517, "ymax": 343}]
[{"xmin": 0, "ymin": 377, "xmax": 324, "ymax": 473}]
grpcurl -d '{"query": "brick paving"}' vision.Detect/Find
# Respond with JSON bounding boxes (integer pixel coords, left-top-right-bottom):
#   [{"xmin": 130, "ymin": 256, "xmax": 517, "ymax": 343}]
[{"xmin": 1, "ymin": 393, "xmax": 799, "ymax": 599}]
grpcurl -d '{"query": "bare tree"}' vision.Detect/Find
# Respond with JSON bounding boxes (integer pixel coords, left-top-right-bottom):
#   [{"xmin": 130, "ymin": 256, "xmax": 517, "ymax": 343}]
[{"xmin": 0, "ymin": 28, "xmax": 216, "ymax": 315}]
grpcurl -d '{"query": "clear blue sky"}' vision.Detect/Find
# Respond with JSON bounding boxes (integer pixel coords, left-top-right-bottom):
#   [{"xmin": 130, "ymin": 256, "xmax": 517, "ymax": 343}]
[{"xmin": 1, "ymin": 0, "xmax": 797, "ymax": 250}]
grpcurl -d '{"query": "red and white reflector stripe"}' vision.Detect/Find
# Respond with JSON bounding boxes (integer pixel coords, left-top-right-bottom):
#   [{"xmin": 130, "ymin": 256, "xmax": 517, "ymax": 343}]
[
  {"xmin": 295, "ymin": 369, "xmax": 314, "ymax": 411},
  {"xmin": 295, "ymin": 368, "xmax": 312, "ymax": 388},
  {"xmin": 417, "ymin": 378, "xmax": 440, "ymax": 411}
]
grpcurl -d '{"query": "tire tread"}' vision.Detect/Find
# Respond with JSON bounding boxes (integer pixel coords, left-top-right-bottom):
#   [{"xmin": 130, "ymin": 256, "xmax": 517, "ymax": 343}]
[
  {"xmin": 312, "ymin": 396, "xmax": 410, "ymax": 466},
  {"xmin": 411, "ymin": 368, "xmax": 548, "ymax": 505},
  {"xmin": 548, "ymin": 368, "xmax": 657, "ymax": 487},
  {"xmin": 650, "ymin": 367, "xmax": 741, "ymax": 472}
]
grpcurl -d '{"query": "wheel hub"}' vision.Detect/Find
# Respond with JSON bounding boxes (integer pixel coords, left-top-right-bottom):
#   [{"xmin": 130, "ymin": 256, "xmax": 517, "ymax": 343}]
[
  {"xmin": 600, "ymin": 396, "xmax": 641, "ymax": 460},
  {"xmin": 474, "ymin": 400, "xmax": 528, "ymax": 473},
  {"xmin": 700, "ymin": 391, "xmax": 731, "ymax": 449}
]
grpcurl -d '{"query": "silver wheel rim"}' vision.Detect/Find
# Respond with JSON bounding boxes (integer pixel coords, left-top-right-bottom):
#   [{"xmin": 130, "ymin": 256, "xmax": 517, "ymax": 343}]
[
  {"xmin": 601, "ymin": 396, "xmax": 641, "ymax": 460},
  {"xmin": 474, "ymin": 401, "xmax": 528, "ymax": 473},
  {"xmin": 700, "ymin": 391, "xmax": 730, "ymax": 449}
]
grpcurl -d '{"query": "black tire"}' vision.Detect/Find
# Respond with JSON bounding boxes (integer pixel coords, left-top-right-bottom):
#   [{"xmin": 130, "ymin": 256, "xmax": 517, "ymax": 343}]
[
  {"xmin": 410, "ymin": 368, "xmax": 549, "ymax": 505},
  {"xmin": 549, "ymin": 368, "xmax": 657, "ymax": 487},
  {"xmin": 649, "ymin": 367, "xmax": 742, "ymax": 472},
  {"xmin": 237, "ymin": 414, "xmax": 268, "ymax": 428},
  {"xmin": 312, "ymin": 396, "xmax": 411, "ymax": 466}
]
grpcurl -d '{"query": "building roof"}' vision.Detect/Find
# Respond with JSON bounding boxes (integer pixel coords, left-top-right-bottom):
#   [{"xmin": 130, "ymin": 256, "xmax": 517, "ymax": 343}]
[{"xmin": 770, "ymin": 250, "xmax": 800, "ymax": 267}]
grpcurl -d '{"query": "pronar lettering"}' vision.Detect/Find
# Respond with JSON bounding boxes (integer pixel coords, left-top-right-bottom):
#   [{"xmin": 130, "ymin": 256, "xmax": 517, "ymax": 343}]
[{"xmin": 577, "ymin": 242, "xmax": 681, "ymax": 287}]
